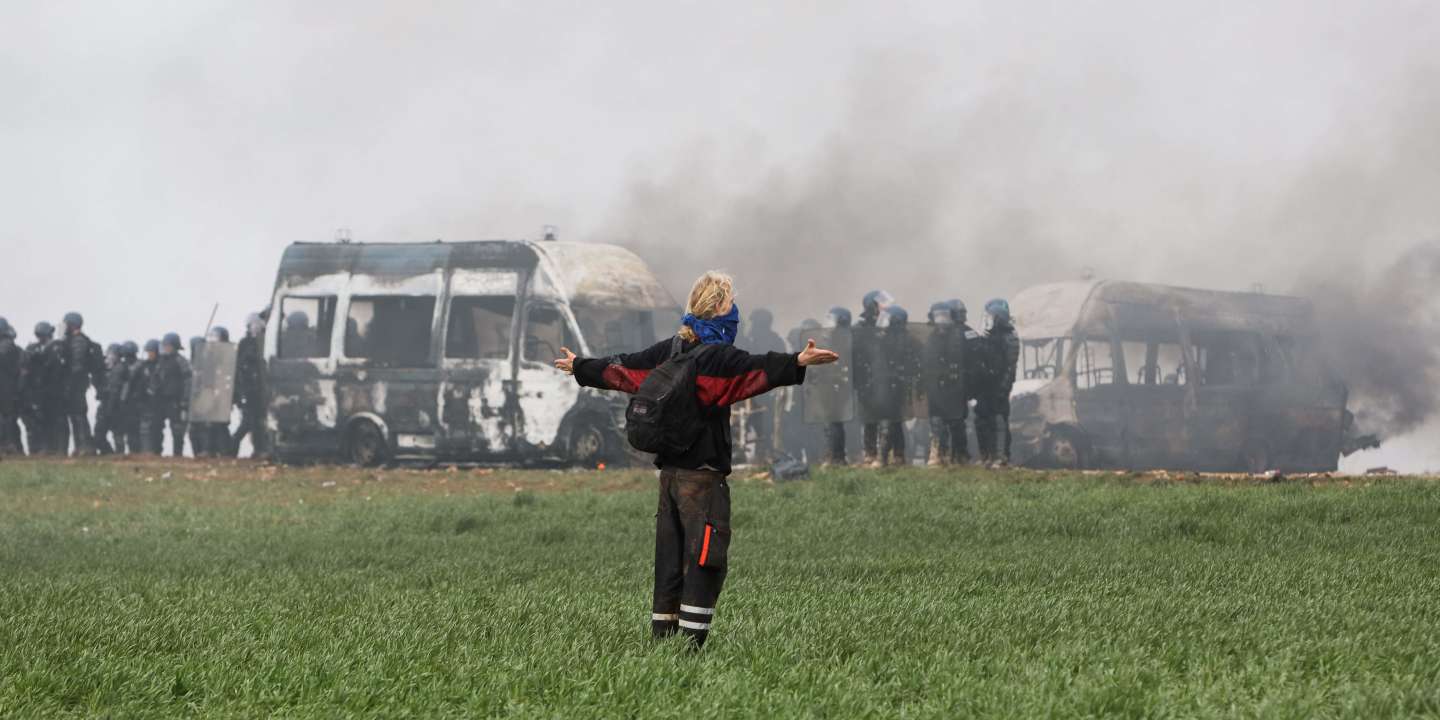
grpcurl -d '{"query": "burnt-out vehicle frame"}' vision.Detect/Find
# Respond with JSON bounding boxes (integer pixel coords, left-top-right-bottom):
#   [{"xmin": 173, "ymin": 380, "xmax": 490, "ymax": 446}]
[
  {"xmin": 263, "ymin": 239, "xmax": 679, "ymax": 466},
  {"xmin": 1009, "ymin": 281, "xmax": 1357, "ymax": 473}
]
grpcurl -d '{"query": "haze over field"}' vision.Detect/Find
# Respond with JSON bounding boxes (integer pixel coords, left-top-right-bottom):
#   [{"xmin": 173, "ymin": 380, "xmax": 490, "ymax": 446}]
[{"xmin": 2, "ymin": 1, "xmax": 1437, "ymax": 468}]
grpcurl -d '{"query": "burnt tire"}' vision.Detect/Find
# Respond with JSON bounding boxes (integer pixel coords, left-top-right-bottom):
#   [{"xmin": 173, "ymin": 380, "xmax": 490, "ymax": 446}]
[
  {"xmin": 568, "ymin": 420, "xmax": 610, "ymax": 468},
  {"xmin": 1040, "ymin": 426, "xmax": 1086, "ymax": 470},
  {"xmin": 344, "ymin": 420, "xmax": 388, "ymax": 468}
]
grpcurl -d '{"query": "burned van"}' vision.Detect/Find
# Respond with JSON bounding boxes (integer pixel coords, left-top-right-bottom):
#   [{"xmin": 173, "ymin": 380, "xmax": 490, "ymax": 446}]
[
  {"xmin": 1009, "ymin": 281, "xmax": 1354, "ymax": 473},
  {"xmin": 263, "ymin": 239, "xmax": 679, "ymax": 466}
]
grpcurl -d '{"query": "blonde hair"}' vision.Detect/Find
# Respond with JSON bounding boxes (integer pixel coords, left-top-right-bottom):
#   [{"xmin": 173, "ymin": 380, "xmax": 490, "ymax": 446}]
[{"xmin": 678, "ymin": 270, "xmax": 735, "ymax": 342}]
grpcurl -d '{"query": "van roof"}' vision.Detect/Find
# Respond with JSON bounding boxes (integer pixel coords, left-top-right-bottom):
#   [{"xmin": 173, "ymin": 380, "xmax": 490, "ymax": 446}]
[
  {"xmin": 1013, "ymin": 280, "xmax": 1314, "ymax": 339},
  {"xmin": 275, "ymin": 239, "xmax": 677, "ymax": 310}
]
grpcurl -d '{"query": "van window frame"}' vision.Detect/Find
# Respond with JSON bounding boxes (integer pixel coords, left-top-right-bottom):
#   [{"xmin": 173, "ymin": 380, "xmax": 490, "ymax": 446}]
[
  {"xmin": 441, "ymin": 293, "xmax": 521, "ymax": 366},
  {"xmin": 276, "ymin": 294, "xmax": 339, "ymax": 361},
  {"xmin": 339, "ymin": 293, "xmax": 442, "ymax": 368},
  {"xmin": 520, "ymin": 300, "xmax": 581, "ymax": 365}
]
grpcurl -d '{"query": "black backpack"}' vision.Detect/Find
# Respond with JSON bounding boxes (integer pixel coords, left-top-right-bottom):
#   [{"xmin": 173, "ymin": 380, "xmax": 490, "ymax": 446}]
[{"xmin": 625, "ymin": 337, "xmax": 716, "ymax": 455}]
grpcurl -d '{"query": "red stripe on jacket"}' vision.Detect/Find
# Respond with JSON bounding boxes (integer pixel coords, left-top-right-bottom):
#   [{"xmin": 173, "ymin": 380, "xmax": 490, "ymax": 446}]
[
  {"xmin": 600, "ymin": 365, "xmax": 650, "ymax": 394},
  {"xmin": 695, "ymin": 368, "xmax": 771, "ymax": 408}
]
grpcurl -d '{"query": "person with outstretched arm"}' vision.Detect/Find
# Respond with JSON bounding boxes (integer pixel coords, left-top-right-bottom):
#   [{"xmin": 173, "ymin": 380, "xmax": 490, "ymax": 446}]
[{"xmin": 554, "ymin": 270, "xmax": 839, "ymax": 649}]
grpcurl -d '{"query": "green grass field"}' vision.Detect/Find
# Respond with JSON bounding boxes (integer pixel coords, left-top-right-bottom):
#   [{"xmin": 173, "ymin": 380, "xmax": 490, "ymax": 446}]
[{"xmin": 1, "ymin": 459, "xmax": 1437, "ymax": 718}]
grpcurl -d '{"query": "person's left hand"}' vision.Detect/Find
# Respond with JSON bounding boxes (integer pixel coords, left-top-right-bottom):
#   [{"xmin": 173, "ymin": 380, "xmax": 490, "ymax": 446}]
[{"xmin": 797, "ymin": 339, "xmax": 840, "ymax": 367}]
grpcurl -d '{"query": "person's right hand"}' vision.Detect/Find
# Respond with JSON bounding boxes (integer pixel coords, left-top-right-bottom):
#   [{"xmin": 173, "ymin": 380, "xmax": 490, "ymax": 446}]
[
  {"xmin": 797, "ymin": 339, "xmax": 840, "ymax": 367},
  {"xmin": 554, "ymin": 347, "xmax": 577, "ymax": 375}
]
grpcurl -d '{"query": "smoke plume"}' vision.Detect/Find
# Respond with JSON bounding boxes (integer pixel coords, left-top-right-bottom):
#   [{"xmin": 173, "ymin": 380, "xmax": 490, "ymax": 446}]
[{"xmin": 603, "ymin": 54, "xmax": 1440, "ymax": 436}]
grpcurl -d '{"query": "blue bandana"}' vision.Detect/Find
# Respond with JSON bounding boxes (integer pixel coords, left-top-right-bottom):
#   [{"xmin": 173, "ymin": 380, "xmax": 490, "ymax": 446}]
[{"xmin": 683, "ymin": 304, "xmax": 740, "ymax": 345}]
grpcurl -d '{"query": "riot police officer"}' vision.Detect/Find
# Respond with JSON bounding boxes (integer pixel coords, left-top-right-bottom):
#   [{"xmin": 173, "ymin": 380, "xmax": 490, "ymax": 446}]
[
  {"xmin": 112, "ymin": 341, "xmax": 141, "ymax": 454},
  {"xmin": 60, "ymin": 312, "xmax": 104, "ymax": 456},
  {"xmin": 135, "ymin": 340, "xmax": 162, "ymax": 454},
  {"xmin": 94, "ymin": 342, "xmax": 123, "ymax": 454},
  {"xmin": 21, "ymin": 322, "xmax": 66, "ymax": 454},
  {"xmin": 976, "ymin": 299, "xmax": 1020, "ymax": 466},
  {"xmin": 193, "ymin": 326, "xmax": 234, "ymax": 457},
  {"xmin": 924, "ymin": 300, "xmax": 982, "ymax": 466},
  {"xmin": 0, "ymin": 318, "xmax": 21, "ymax": 454},
  {"xmin": 821, "ymin": 306, "xmax": 851, "ymax": 466},
  {"xmin": 149, "ymin": 333, "xmax": 191, "ymax": 457},
  {"xmin": 187, "ymin": 335, "xmax": 208, "ymax": 456},
  {"xmin": 231, "ymin": 313, "xmax": 268, "ymax": 457},
  {"xmin": 853, "ymin": 290, "xmax": 893, "ymax": 466},
  {"xmin": 876, "ymin": 306, "xmax": 920, "ymax": 466}
]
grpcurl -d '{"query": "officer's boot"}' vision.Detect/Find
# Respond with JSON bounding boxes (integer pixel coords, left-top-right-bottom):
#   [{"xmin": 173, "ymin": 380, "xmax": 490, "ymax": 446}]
[
  {"xmin": 976, "ymin": 418, "xmax": 994, "ymax": 465},
  {"xmin": 71, "ymin": 416, "xmax": 93, "ymax": 456},
  {"xmin": 861, "ymin": 423, "xmax": 880, "ymax": 467},
  {"xmin": 927, "ymin": 422, "xmax": 947, "ymax": 467}
]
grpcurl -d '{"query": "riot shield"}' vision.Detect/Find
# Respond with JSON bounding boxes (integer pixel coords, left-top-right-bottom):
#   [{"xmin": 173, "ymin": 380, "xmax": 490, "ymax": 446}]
[
  {"xmin": 188, "ymin": 341, "xmax": 238, "ymax": 423},
  {"xmin": 921, "ymin": 324, "xmax": 970, "ymax": 419},
  {"xmin": 853, "ymin": 325, "xmax": 926, "ymax": 421},
  {"xmin": 801, "ymin": 327, "xmax": 853, "ymax": 423}
]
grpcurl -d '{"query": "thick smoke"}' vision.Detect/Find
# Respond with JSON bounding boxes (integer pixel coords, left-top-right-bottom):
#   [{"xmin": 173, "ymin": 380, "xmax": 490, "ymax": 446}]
[
  {"xmin": 1302, "ymin": 244, "xmax": 1440, "ymax": 437},
  {"xmin": 604, "ymin": 55, "xmax": 1440, "ymax": 436}
]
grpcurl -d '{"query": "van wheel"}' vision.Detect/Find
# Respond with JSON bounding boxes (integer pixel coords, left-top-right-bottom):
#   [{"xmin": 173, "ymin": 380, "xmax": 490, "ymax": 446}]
[
  {"xmin": 569, "ymin": 421, "xmax": 609, "ymax": 468},
  {"xmin": 345, "ymin": 420, "xmax": 388, "ymax": 467},
  {"xmin": 1041, "ymin": 427, "xmax": 1085, "ymax": 470}
]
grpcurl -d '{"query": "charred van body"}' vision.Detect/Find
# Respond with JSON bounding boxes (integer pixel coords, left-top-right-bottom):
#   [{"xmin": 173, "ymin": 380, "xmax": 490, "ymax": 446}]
[
  {"xmin": 263, "ymin": 239, "xmax": 679, "ymax": 467},
  {"xmin": 1008, "ymin": 281, "xmax": 1360, "ymax": 473}
]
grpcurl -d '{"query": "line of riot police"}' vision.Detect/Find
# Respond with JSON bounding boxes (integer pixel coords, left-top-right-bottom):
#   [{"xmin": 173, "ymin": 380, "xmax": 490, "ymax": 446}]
[
  {"xmin": 0, "ymin": 313, "xmax": 269, "ymax": 459},
  {"xmin": 772, "ymin": 290, "xmax": 1021, "ymax": 469}
]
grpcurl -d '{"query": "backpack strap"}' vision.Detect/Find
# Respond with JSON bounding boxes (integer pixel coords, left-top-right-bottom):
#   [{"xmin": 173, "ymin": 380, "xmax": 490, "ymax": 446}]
[{"xmin": 669, "ymin": 335, "xmax": 685, "ymax": 360}]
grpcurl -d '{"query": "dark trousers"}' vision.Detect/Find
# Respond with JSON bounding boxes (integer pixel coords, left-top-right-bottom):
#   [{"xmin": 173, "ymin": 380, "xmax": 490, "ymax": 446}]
[
  {"xmin": 823, "ymin": 422, "xmax": 847, "ymax": 465},
  {"xmin": 652, "ymin": 467, "xmax": 730, "ymax": 648},
  {"xmin": 975, "ymin": 394, "xmax": 1012, "ymax": 463},
  {"xmin": 879, "ymin": 419, "xmax": 906, "ymax": 465},
  {"xmin": 122, "ymin": 413, "xmax": 143, "ymax": 456},
  {"xmin": 94, "ymin": 404, "xmax": 116, "ymax": 454},
  {"xmin": 929, "ymin": 416, "xmax": 970, "ymax": 465},
  {"xmin": 232, "ymin": 404, "xmax": 268, "ymax": 457},
  {"xmin": 861, "ymin": 422, "xmax": 879, "ymax": 462},
  {"xmin": 161, "ymin": 408, "xmax": 186, "ymax": 457},
  {"xmin": 48, "ymin": 407, "xmax": 70, "ymax": 456},
  {"xmin": 22, "ymin": 407, "xmax": 47, "ymax": 454},
  {"xmin": 142, "ymin": 405, "xmax": 186, "ymax": 456},
  {"xmin": 190, "ymin": 423, "xmax": 209, "ymax": 457},
  {"xmin": 0, "ymin": 411, "xmax": 20, "ymax": 454}
]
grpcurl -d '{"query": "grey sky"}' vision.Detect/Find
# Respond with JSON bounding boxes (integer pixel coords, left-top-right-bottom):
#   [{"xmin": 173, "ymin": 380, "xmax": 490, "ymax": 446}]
[{"xmin": 3, "ymin": 1, "xmax": 1438, "ymax": 467}]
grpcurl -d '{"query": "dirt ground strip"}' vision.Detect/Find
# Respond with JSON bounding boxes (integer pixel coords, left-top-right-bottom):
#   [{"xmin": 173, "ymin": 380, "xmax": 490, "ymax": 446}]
[{"xmin": 0, "ymin": 457, "xmax": 661, "ymax": 514}]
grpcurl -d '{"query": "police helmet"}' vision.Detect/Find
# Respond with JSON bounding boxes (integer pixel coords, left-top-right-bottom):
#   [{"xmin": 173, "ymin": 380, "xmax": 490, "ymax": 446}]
[
  {"xmin": 162, "ymin": 332, "xmax": 182, "ymax": 351},
  {"xmin": 0, "ymin": 317, "xmax": 13, "ymax": 339},
  {"xmin": 144, "ymin": 339, "xmax": 161, "ymax": 354},
  {"xmin": 63, "ymin": 312, "xmax": 83, "ymax": 329},
  {"xmin": 106, "ymin": 342, "xmax": 121, "ymax": 355},
  {"xmin": 122, "ymin": 340, "xmax": 139, "ymax": 357},
  {"xmin": 862, "ymin": 290, "xmax": 894, "ymax": 314},
  {"xmin": 286, "ymin": 311, "xmax": 311, "ymax": 329},
  {"xmin": 189, "ymin": 336, "xmax": 204, "ymax": 354},
  {"xmin": 34, "ymin": 321, "xmax": 55, "ymax": 338},
  {"xmin": 948, "ymin": 299, "xmax": 968, "ymax": 324},
  {"xmin": 884, "ymin": 305, "xmax": 909, "ymax": 328},
  {"xmin": 245, "ymin": 312, "xmax": 266, "ymax": 337},
  {"xmin": 927, "ymin": 301, "xmax": 954, "ymax": 325},
  {"xmin": 208, "ymin": 326, "xmax": 230, "ymax": 343},
  {"xmin": 984, "ymin": 298, "xmax": 1011, "ymax": 322},
  {"xmin": 826, "ymin": 306, "xmax": 852, "ymax": 328}
]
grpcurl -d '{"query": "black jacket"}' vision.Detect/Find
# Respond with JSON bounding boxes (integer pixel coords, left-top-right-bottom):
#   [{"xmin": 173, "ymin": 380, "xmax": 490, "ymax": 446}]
[{"xmin": 572, "ymin": 338, "xmax": 806, "ymax": 475}]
